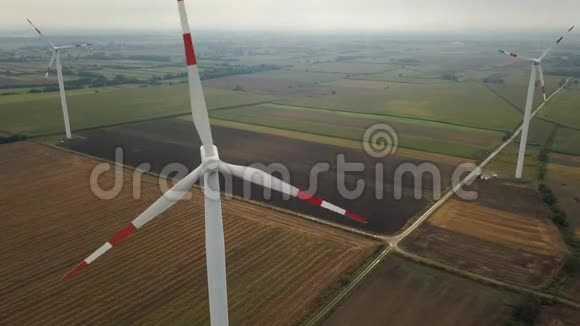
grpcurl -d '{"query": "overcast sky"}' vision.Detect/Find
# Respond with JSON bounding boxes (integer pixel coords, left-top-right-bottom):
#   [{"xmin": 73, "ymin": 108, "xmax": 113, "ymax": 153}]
[{"xmin": 2, "ymin": 0, "xmax": 578, "ymax": 32}]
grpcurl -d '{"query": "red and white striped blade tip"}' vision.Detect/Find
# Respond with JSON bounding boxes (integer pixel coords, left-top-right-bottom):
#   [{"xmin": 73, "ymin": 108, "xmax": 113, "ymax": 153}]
[
  {"xmin": 345, "ymin": 211, "xmax": 368, "ymax": 224},
  {"xmin": 297, "ymin": 191, "xmax": 368, "ymax": 224},
  {"xmin": 63, "ymin": 224, "xmax": 137, "ymax": 280},
  {"xmin": 498, "ymin": 50, "xmax": 517, "ymax": 58},
  {"xmin": 63, "ymin": 262, "xmax": 88, "ymax": 280}
]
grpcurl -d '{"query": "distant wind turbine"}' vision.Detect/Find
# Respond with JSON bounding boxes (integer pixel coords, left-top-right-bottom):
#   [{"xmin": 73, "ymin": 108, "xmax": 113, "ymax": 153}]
[
  {"xmin": 62, "ymin": 1, "xmax": 367, "ymax": 325},
  {"xmin": 27, "ymin": 19, "xmax": 93, "ymax": 139},
  {"xmin": 498, "ymin": 25, "xmax": 574, "ymax": 179}
]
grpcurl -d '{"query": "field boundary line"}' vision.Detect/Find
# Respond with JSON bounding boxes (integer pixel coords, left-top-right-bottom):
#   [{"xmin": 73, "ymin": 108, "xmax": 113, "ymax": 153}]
[
  {"xmin": 270, "ymin": 102, "xmax": 510, "ymax": 133},
  {"xmin": 395, "ymin": 248, "xmax": 580, "ymax": 309},
  {"xmin": 484, "ymin": 83, "xmax": 580, "ymax": 133},
  {"xmin": 483, "ymin": 83, "xmax": 524, "ymax": 113}
]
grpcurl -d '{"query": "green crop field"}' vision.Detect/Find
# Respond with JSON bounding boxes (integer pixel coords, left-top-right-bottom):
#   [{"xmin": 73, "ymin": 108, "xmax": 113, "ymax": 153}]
[
  {"xmin": 0, "ymin": 85, "xmax": 275, "ymax": 136},
  {"xmin": 539, "ymin": 88, "xmax": 580, "ymax": 129},
  {"xmin": 305, "ymin": 62, "xmax": 389, "ymax": 75},
  {"xmin": 277, "ymin": 82, "xmax": 521, "ymax": 131},
  {"xmin": 209, "ymin": 103, "xmax": 501, "ymax": 158},
  {"xmin": 359, "ymin": 67, "xmax": 448, "ymax": 84},
  {"xmin": 484, "ymin": 69, "xmax": 565, "ymax": 112},
  {"xmin": 552, "ymin": 128, "xmax": 580, "ymax": 156},
  {"xmin": 525, "ymin": 118, "xmax": 558, "ymax": 148},
  {"xmin": 249, "ymin": 69, "xmax": 347, "ymax": 83}
]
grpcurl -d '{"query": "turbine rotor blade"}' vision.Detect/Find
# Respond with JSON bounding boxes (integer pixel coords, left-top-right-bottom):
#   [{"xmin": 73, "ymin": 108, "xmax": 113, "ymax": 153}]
[
  {"xmin": 45, "ymin": 51, "xmax": 56, "ymax": 78},
  {"xmin": 63, "ymin": 165, "xmax": 204, "ymax": 280},
  {"xmin": 26, "ymin": 19, "xmax": 55, "ymax": 49},
  {"xmin": 540, "ymin": 25, "xmax": 575, "ymax": 60},
  {"xmin": 177, "ymin": 0, "xmax": 214, "ymax": 155},
  {"xmin": 56, "ymin": 43, "xmax": 94, "ymax": 50},
  {"xmin": 497, "ymin": 50, "xmax": 534, "ymax": 61},
  {"xmin": 220, "ymin": 163, "xmax": 368, "ymax": 224},
  {"xmin": 537, "ymin": 64, "xmax": 547, "ymax": 101}
]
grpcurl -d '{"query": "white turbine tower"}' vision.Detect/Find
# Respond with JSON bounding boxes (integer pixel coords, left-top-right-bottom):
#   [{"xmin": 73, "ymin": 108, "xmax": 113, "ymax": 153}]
[
  {"xmin": 63, "ymin": 1, "xmax": 367, "ymax": 325},
  {"xmin": 498, "ymin": 26, "xmax": 574, "ymax": 179},
  {"xmin": 27, "ymin": 19, "xmax": 92, "ymax": 139}
]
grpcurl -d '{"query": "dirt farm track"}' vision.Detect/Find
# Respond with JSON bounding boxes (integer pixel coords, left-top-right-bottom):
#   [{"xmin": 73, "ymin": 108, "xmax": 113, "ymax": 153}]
[{"xmin": 0, "ymin": 142, "xmax": 378, "ymax": 325}]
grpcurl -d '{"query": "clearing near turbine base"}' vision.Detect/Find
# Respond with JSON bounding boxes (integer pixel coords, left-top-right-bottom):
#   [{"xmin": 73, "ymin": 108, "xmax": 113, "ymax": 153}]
[{"xmin": 0, "ymin": 142, "xmax": 379, "ymax": 325}]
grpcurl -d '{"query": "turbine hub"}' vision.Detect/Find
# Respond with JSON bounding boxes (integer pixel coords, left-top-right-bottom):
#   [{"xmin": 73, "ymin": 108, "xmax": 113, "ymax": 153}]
[{"xmin": 200, "ymin": 145, "xmax": 221, "ymax": 171}]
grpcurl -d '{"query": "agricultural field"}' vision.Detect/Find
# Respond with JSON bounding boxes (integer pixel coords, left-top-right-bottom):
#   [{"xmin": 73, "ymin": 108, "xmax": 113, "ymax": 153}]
[
  {"xmin": 552, "ymin": 127, "xmax": 580, "ymax": 156},
  {"xmin": 209, "ymin": 103, "xmax": 502, "ymax": 159},
  {"xmin": 305, "ymin": 62, "xmax": 390, "ymax": 75},
  {"xmin": 547, "ymin": 163, "xmax": 580, "ymax": 232},
  {"xmin": 277, "ymin": 82, "xmax": 521, "ymax": 131},
  {"xmin": 0, "ymin": 142, "xmax": 379, "ymax": 325},
  {"xmin": 323, "ymin": 255, "xmax": 515, "ymax": 326},
  {"xmin": 249, "ymin": 69, "xmax": 347, "ymax": 83},
  {"xmin": 483, "ymin": 66, "xmax": 564, "ymax": 112},
  {"xmin": 0, "ymin": 84, "xmax": 275, "ymax": 136},
  {"xmin": 430, "ymin": 199, "xmax": 564, "ymax": 256},
  {"xmin": 539, "ymin": 87, "xmax": 580, "ymax": 129},
  {"xmin": 538, "ymin": 305, "xmax": 580, "ymax": 326},
  {"xmin": 202, "ymin": 75, "xmax": 333, "ymax": 98},
  {"xmin": 401, "ymin": 179, "xmax": 567, "ymax": 288},
  {"xmin": 62, "ymin": 117, "xmax": 468, "ymax": 235}
]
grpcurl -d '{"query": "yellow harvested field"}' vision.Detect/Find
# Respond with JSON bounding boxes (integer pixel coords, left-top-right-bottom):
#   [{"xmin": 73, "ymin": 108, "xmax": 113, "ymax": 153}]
[{"xmin": 430, "ymin": 199, "xmax": 566, "ymax": 256}]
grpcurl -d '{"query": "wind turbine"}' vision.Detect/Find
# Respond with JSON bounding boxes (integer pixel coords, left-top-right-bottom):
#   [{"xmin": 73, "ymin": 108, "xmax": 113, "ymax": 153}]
[
  {"xmin": 498, "ymin": 26, "xmax": 574, "ymax": 179},
  {"xmin": 27, "ymin": 19, "xmax": 92, "ymax": 139},
  {"xmin": 63, "ymin": 1, "xmax": 367, "ymax": 325}
]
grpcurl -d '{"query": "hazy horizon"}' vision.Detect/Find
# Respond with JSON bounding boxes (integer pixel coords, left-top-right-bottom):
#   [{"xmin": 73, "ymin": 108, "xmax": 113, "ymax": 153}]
[{"xmin": 1, "ymin": 0, "xmax": 578, "ymax": 33}]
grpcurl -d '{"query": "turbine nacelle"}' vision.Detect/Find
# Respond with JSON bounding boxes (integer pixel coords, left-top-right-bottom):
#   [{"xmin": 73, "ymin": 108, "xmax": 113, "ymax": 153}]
[{"xmin": 200, "ymin": 145, "xmax": 221, "ymax": 172}]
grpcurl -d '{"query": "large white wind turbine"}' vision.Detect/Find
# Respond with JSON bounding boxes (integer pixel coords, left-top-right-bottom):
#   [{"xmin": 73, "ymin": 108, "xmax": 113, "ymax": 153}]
[
  {"xmin": 63, "ymin": 1, "xmax": 366, "ymax": 325},
  {"xmin": 498, "ymin": 26, "xmax": 574, "ymax": 179},
  {"xmin": 27, "ymin": 19, "xmax": 92, "ymax": 139}
]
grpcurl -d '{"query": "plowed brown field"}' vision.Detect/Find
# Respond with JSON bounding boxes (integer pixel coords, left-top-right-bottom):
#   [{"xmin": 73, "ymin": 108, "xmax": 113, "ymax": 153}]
[
  {"xmin": 0, "ymin": 142, "xmax": 378, "ymax": 325},
  {"xmin": 323, "ymin": 255, "xmax": 513, "ymax": 326}
]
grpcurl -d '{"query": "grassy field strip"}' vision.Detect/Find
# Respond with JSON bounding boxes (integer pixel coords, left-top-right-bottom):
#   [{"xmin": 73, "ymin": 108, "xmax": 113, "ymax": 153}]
[
  {"xmin": 265, "ymin": 103, "xmax": 504, "ymax": 135},
  {"xmin": 0, "ymin": 84, "xmax": 277, "ymax": 137},
  {"xmin": 277, "ymin": 82, "xmax": 521, "ymax": 131},
  {"xmin": 270, "ymin": 101, "xmax": 512, "ymax": 133},
  {"xmin": 206, "ymin": 118, "xmax": 473, "ymax": 166},
  {"xmin": 210, "ymin": 104, "xmax": 500, "ymax": 158}
]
